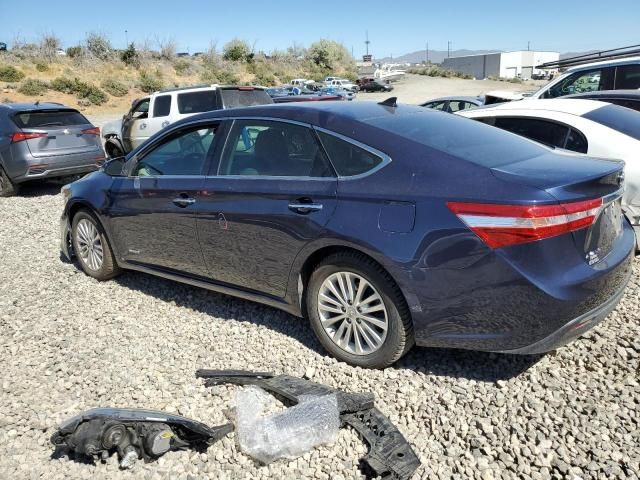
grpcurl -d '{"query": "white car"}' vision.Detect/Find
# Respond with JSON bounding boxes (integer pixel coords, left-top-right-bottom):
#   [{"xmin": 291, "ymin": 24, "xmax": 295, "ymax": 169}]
[
  {"xmin": 102, "ymin": 85, "xmax": 272, "ymax": 156},
  {"xmin": 324, "ymin": 78, "xmax": 359, "ymax": 92},
  {"xmin": 457, "ymin": 99, "xmax": 640, "ymax": 244},
  {"xmin": 531, "ymin": 56, "xmax": 640, "ymax": 99}
]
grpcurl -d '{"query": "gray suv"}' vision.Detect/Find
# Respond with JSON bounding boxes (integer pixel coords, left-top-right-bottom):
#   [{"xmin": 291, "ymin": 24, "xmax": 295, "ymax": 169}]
[{"xmin": 0, "ymin": 103, "xmax": 105, "ymax": 196}]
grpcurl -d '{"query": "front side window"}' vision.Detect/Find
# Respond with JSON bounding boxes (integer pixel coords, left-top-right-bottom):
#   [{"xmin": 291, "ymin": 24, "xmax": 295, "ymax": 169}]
[
  {"xmin": 493, "ymin": 117, "xmax": 569, "ymax": 149},
  {"xmin": 133, "ymin": 126, "xmax": 216, "ymax": 176},
  {"xmin": 317, "ymin": 131, "xmax": 384, "ymax": 177},
  {"xmin": 220, "ymin": 120, "xmax": 333, "ymax": 177},
  {"xmin": 615, "ymin": 64, "xmax": 640, "ymax": 89},
  {"xmin": 545, "ymin": 68, "xmax": 605, "ymax": 98},
  {"xmin": 448, "ymin": 101, "xmax": 474, "ymax": 112},
  {"xmin": 153, "ymin": 95, "xmax": 171, "ymax": 117},
  {"xmin": 130, "ymin": 99, "xmax": 150, "ymax": 119}
]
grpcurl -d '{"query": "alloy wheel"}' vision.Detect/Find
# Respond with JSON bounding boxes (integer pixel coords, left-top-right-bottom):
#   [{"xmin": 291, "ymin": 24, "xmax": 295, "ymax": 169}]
[
  {"xmin": 76, "ymin": 219, "xmax": 104, "ymax": 271},
  {"xmin": 317, "ymin": 272, "xmax": 389, "ymax": 355}
]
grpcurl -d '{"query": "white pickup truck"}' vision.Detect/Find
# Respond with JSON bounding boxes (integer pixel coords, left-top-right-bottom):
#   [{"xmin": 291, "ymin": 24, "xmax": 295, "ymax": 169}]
[{"xmin": 101, "ymin": 85, "xmax": 272, "ymax": 157}]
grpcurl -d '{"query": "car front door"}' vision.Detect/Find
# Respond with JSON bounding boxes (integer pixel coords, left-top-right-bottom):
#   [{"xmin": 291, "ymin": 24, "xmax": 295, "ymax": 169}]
[
  {"xmin": 121, "ymin": 98, "xmax": 151, "ymax": 151},
  {"xmin": 196, "ymin": 119, "xmax": 338, "ymax": 298},
  {"xmin": 107, "ymin": 122, "xmax": 220, "ymax": 277}
]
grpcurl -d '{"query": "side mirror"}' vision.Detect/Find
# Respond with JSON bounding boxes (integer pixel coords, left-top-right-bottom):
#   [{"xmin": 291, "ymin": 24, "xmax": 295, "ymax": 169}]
[{"xmin": 102, "ymin": 156, "xmax": 126, "ymax": 176}]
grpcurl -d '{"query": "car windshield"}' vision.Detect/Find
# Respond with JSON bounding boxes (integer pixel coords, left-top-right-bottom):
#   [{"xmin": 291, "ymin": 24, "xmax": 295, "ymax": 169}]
[
  {"xmin": 582, "ymin": 104, "xmax": 640, "ymax": 141},
  {"xmin": 365, "ymin": 110, "xmax": 547, "ymax": 167},
  {"xmin": 13, "ymin": 109, "xmax": 89, "ymax": 128}
]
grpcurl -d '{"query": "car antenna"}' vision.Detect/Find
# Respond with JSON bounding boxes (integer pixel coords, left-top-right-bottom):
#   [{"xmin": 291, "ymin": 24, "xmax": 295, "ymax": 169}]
[{"xmin": 378, "ymin": 97, "xmax": 397, "ymax": 107}]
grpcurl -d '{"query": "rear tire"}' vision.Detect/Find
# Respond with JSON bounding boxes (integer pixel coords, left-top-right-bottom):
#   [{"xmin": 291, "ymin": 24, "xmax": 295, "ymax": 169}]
[
  {"xmin": 0, "ymin": 167, "xmax": 18, "ymax": 197},
  {"xmin": 306, "ymin": 251, "xmax": 414, "ymax": 368},
  {"xmin": 71, "ymin": 210, "xmax": 121, "ymax": 280}
]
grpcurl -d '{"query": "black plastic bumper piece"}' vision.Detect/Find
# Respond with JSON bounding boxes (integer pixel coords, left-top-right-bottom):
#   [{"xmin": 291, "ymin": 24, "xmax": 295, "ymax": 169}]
[{"xmin": 197, "ymin": 369, "xmax": 420, "ymax": 480}]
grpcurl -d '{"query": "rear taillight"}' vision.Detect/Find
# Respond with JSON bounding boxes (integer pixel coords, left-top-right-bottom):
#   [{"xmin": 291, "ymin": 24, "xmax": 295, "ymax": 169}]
[
  {"xmin": 10, "ymin": 132, "xmax": 47, "ymax": 143},
  {"xmin": 82, "ymin": 127, "xmax": 100, "ymax": 135},
  {"xmin": 447, "ymin": 198, "xmax": 603, "ymax": 249}
]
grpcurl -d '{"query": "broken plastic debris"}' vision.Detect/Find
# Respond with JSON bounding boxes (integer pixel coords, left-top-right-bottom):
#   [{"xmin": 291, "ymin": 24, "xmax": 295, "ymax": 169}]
[{"xmin": 234, "ymin": 385, "xmax": 339, "ymax": 463}]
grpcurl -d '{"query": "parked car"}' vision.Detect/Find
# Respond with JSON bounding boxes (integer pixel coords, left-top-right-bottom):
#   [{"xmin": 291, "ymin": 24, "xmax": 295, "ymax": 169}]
[
  {"xmin": 61, "ymin": 102, "xmax": 633, "ymax": 368},
  {"xmin": 320, "ymin": 86, "xmax": 355, "ymax": 101},
  {"xmin": 101, "ymin": 85, "xmax": 272, "ymax": 157},
  {"xmin": 0, "ymin": 42, "xmax": 7, "ymax": 52},
  {"xmin": 56, "ymin": 48, "xmax": 67, "ymax": 56},
  {"xmin": 531, "ymin": 56, "xmax": 640, "ymax": 99},
  {"xmin": 565, "ymin": 90, "xmax": 640, "ymax": 112},
  {"xmin": 0, "ymin": 103, "xmax": 105, "ymax": 196},
  {"xmin": 358, "ymin": 78, "xmax": 393, "ymax": 92},
  {"xmin": 457, "ymin": 99, "xmax": 640, "ymax": 245},
  {"xmin": 421, "ymin": 96, "xmax": 484, "ymax": 113},
  {"xmin": 327, "ymin": 79, "xmax": 359, "ymax": 92}
]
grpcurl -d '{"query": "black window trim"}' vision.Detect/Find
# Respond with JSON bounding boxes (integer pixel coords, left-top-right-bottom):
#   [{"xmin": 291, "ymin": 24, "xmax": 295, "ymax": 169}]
[
  {"xmin": 214, "ymin": 117, "xmax": 338, "ymax": 180},
  {"xmin": 125, "ymin": 119, "xmax": 222, "ymax": 178},
  {"xmin": 473, "ymin": 114, "xmax": 589, "ymax": 153}
]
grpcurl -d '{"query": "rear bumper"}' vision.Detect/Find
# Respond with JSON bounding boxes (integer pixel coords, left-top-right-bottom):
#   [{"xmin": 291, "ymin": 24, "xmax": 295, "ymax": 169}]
[
  {"xmin": 12, "ymin": 150, "xmax": 105, "ymax": 183},
  {"xmin": 16, "ymin": 163, "xmax": 101, "ymax": 182},
  {"xmin": 497, "ymin": 266, "xmax": 631, "ymax": 354}
]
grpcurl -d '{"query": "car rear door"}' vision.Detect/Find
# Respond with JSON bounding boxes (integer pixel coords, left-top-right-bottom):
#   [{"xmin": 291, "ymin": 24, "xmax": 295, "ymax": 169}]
[
  {"xmin": 196, "ymin": 118, "xmax": 337, "ymax": 297},
  {"xmin": 107, "ymin": 121, "xmax": 220, "ymax": 276}
]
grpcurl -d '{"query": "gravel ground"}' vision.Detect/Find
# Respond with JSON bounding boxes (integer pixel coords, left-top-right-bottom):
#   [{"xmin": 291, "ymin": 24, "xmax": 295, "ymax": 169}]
[{"xmin": 0, "ymin": 185, "xmax": 638, "ymax": 480}]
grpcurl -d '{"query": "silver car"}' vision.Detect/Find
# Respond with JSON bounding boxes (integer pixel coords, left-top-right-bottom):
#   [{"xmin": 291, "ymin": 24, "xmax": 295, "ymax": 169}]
[{"xmin": 0, "ymin": 103, "xmax": 105, "ymax": 196}]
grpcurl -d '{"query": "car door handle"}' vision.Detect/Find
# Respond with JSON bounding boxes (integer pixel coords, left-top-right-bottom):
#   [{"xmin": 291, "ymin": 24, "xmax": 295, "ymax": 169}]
[
  {"xmin": 173, "ymin": 197, "xmax": 196, "ymax": 208},
  {"xmin": 288, "ymin": 203, "xmax": 323, "ymax": 214},
  {"xmin": 140, "ymin": 123, "xmax": 147, "ymax": 130}
]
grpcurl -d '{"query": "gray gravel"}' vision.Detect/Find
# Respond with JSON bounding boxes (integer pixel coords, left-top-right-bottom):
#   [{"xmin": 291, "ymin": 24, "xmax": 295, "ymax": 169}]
[{"xmin": 0, "ymin": 185, "xmax": 639, "ymax": 480}]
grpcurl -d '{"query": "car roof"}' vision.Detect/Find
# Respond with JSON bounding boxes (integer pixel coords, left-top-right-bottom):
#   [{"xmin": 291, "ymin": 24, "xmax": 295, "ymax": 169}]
[
  {"xmin": 467, "ymin": 98, "xmax": 611, "ymax": 116},
  {"xmin": 565, "ymin": 90, "xmax": 640, "ymax": 100},
  {"xmin": 179, "ymin": 100, "xmax": 435, "ymax": 130},
  {"xmin": 566, "ymin": 55, "xmax": 640, "ymax": 72},
  {"xmin": 0, "ymin": 102, "xmax": 71, "ymax": 111}
]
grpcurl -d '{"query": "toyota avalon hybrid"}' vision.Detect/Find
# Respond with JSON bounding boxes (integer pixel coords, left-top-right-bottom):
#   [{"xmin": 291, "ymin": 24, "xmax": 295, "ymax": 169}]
[{"xmin": 60, "ymin": 101, "xmax": 634, "ymax": 368}]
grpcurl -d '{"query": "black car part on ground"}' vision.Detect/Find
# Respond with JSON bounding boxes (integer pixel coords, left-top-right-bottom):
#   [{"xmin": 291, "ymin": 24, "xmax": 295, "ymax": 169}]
[
  {"xmin": 196, "ymin": 369, "xmax": 421, "ymax": 480},
  {"xmin": 51, "ymin": 408, "xmax": 233, "ymax": 469}
]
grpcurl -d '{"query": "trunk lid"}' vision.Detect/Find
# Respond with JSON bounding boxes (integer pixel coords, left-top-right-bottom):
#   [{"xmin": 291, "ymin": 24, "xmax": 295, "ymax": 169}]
[
  {"xmin": 13, "ymin": 109, "xmax": 101, "ymax": 158},
  {"xmin": 491, "ymin": 151, "xmax": 625, "ymax": 261}
]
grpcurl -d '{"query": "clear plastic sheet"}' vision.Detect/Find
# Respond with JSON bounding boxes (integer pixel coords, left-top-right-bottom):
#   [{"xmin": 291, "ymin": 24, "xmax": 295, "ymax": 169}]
[{"xmin": 234, "ymin": 385, "xmax": 340, "ymax": 464}]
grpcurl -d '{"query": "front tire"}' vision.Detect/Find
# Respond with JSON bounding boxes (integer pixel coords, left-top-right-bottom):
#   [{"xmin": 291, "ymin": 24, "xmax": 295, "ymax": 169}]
[
  {"xmin": 0, "ymin": 167, "xmax": 18, "ymax": 197},
  {"xmin": 71, "ymin": 210, "xmax": 121, "ymax": 280},
  {"xmin": 306, "ymin": 251, "xmax": 414, "ymax": 368}
]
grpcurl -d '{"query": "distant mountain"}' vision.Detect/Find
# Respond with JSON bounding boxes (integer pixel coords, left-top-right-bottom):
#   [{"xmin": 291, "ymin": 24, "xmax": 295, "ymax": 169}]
[
  {"xmin": 376, "ymin": 49, "xmax": 499, "ymax": 64},
  {"xmin": 376, "ymin": 49, "xmax": 595, "ymax": 65}
]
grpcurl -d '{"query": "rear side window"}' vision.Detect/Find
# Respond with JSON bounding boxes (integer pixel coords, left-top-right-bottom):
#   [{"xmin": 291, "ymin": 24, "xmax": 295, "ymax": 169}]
[
  {"xmin": 615, "ymin": 64, "xmax": 640, "ymax": 89},
  {"xmin": 582, "ymin": 104, "xmax": 640, "ymax": 141},
  {"xmin": 220, "ymin": 89, "xmax": 273, "ymax": 108},
  {"xmin": 177, "ymin": 91, "xmax": 217, "ymax": 114},
  {"xmin": 13, "ymin": 109, "xmax": 89, "ymax": 128},
  {"xmin": 317, "ymin": 131, "xmax": 384, "ymax": 176},
  {"xmin": 153, "ymin": 95, "xmax": 171, "ymax": 117},
  {"xmin": 493, "ymin": 117, "xmax": 569, "ymax": 149},
  {"xmin": 565, "ymin": 128, "xmax": 589, "ymax": 153},
  {"xmin": 367, "ymin": 111, "xmax": 547, "ymax": 167}
]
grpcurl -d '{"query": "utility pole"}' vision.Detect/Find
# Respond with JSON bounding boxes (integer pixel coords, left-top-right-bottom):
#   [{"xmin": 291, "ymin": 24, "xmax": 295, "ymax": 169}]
[
  {"xmin": 426, "ymin": 42, "xmax": 429, "ymax": 63},
  {"xmin": 527, "ymin": 40, "xmax": 531, "ymax": 51},
  {"xmin": 365, "ymin": 30, "xmax": 370, "ymax": 56},
  {"xmin": 125, "ymin": 30, "xmax": 128, "ymax": 46},
  {"xmin": 447, "ymin": 41, "xmax": 451, "ymax": 58}
]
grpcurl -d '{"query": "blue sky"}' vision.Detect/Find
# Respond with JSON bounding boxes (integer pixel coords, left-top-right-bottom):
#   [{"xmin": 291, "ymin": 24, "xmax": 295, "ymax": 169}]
[{"xmin": 3, "ymin": 0, "xmax": 639, "ymax": 57}]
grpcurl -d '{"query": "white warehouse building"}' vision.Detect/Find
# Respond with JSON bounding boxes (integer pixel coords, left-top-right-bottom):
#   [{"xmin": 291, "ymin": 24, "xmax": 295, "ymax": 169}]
[{"xmin": 441, "ymin": 50, "xmax": 560, "ymax": 80}]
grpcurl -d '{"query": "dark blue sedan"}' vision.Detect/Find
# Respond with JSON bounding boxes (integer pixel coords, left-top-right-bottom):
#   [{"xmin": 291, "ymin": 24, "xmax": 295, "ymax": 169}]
[{"xmin": 60, "ymin": 101, "xmax": 634, "ymax": 368}]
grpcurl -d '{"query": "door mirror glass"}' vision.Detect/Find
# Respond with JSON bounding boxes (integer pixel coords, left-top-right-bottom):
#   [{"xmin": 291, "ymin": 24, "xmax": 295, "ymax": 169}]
[{"xmin": 102, "ymin": 156, "xmax": 126, "ymax": 176}]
